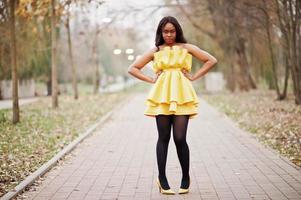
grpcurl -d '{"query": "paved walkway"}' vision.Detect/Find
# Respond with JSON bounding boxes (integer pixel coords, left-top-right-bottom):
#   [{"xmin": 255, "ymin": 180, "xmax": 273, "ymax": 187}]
[
  {"xmin": 18, "ymin": 93, "xmax": 301, "ymax": 200},
  {"xmin": 0, "ymin": 97, "xmax": 41, "ymax": 109}
]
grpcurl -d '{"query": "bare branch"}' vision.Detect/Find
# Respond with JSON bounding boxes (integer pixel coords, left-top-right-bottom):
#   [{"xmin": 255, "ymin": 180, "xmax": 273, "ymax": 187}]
[{"xmin": 175, "ymin": 0, "xmax": 216, "ymax": 39}]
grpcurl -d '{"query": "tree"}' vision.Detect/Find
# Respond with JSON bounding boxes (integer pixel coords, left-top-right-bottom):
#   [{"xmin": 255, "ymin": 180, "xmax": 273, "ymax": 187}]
[
  {"xmin": 245, "ymin": 0, "xmax": 290, "ymax": 100},
  {"xmin": 176, "ymin": 0, "xmax": 256, "ymax": 91},
  {"xmin": 51, "ymin": 0, "xmax": 59, "ymax": 108},
  {"xmin": 175, "ymin": 0, "xmax": 300, "ymax": 104},
  {"xmin": 275, "ymin": 0, "xmax": 301, "ymax": 104},
  {"xmin": 65, "ymin": 10, "xmax": 78, "ymax": 99},
  {"xmin": 10, "ymin": 0, "xmax": 20, "ymax": 123}
]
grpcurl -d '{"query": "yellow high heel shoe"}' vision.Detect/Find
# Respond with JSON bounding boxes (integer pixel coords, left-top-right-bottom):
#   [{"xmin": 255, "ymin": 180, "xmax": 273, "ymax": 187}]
[
  {"xmin": 156, "ymin": 177, "xmax": 175, "ymax": 195},
  {"xmin": 178, "ymin": 176, "xmax": 190, "ymax": 194}
]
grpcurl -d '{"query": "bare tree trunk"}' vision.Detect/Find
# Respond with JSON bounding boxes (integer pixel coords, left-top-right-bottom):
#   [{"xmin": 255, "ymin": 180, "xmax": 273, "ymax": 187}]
[
  {"xmin": 298, "ymin": 0, "xmax": 301, "ymax": 103},
  {"xmin": 66, "ymin": 14, "xmax": 78, "ymax": 99},
  {"xmin": 234, "ymin": 36, "xmax": 257, "ymax": 91},
  {"xmin": 51, "ymin": 0, "xmax": 58, "ymax": 108},
  {"xmin": 280, "ymin": 55, "xmax": 290, "ymax": 100},
  {"xmin": 224, "ymin": 58, "xmax": 236, "ymax": 92},
  {"xmin": 260, "ymin": 0, "xmax": 289, "ymax": 100},
  {"xmin": 276, "ymin": 0, "xmax": 301, "ymax": 105},
  {"xmin": 92, "ymin": 42, "xmax": 100, "ymax": 94},
  {"xmin": 47, "ymin": 78, "xmax": 51, "ymax": 96},
  {"xmin": 289, "ymin": 0, "xmax": 301, "ymax": 104},
  {"xmin": 10, "ymin": 0, "xmax": 19, "ymax": 124},
  {"xmin": 231, "ymin": 1, "xmax": 256, "ymax": 91},
  {"xmin": 0, "ymin": 45, "xmax": 3, "ymax": 100},
  {"xmin": 205, "ymin": 0, "xmax": 256, "ymax": 91},
  {"xmin": 262, "ymin": 0, "xmax": 281, "ymax": 97},
  {"xmin": 41, "ymin": 17, "xmax": 52, "ymax": 97}
]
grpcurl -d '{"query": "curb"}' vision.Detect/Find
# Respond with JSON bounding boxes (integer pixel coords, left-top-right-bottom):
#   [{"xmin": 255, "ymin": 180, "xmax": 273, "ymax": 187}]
[{"xmin": 1, "ymin": 93, "xmax": 135, "ymax": 200}]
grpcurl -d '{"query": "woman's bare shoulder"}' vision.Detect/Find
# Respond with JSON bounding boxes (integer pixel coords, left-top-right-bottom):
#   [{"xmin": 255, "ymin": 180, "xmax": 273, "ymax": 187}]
[
  {"xmin": 182, "ymin": 43, "xmax": 200, "ymax": 52},
  {"xmin": 137, "ymin": 46, "xmax": 161, "ymax": 62},
  {"xmin": 139, "ymin": 46, "xmax": 159, "ymax": 58},
  {"xmin": 147, "ymin": 46, "xmax": 159, "ymax": 54}
]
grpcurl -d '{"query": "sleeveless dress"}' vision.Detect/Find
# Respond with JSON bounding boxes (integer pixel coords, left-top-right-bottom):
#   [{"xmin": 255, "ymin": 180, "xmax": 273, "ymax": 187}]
[{"xmin": 144, "ymin": 45, "xmax": 199, "ymax": 119}]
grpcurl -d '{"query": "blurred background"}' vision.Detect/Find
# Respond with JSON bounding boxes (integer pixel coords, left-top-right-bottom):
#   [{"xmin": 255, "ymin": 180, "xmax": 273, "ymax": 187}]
[{"xmin": 1, "ymin": 0, "xmax": 299, "ymax": 101}]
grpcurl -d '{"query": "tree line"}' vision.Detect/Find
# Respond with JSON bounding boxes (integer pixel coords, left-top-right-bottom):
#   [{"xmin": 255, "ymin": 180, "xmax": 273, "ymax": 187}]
[
  {"xmin": 0, "ymin": 0, "xmax": 104, "ymax": 124},
  {"xmin": 176, "ymin": 0, "xmax": 300, "ymax": 103},
  {"xmin": 0, "ymin": 0, "xmax": 300, "ymax": 124}
]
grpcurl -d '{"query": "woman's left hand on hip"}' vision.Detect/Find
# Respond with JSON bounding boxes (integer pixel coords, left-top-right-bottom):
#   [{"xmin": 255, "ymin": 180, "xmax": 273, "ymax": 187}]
[{"xmin": 181, "ymin": 69, "xmax": 194, "ymax": 81}]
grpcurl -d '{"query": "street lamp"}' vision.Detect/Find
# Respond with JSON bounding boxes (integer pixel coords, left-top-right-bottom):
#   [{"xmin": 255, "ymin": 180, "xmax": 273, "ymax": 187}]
[
  {"xmin": 102, "ymin": 17, "xmax": 112, "ymax": 23},
  {"xmin": 113, "ymin": 49, "xmax": 122, "ymax": 55},
  {"xmin": 112, "ymin": 47, "xmax": 136, "ymax": 91},
  {"xmin": 125, "ymin": 48, "xmax": 134, "ymax": 54},
  {"xmin": 127, "ymin": 55, "xmax": 134, "ymax": 61}
]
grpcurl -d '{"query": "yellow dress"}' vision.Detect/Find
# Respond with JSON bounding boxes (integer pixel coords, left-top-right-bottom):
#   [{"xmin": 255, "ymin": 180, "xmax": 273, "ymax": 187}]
[{"xmin": 144, "ymin": 45, "xmax": 199, "ymax": 119}]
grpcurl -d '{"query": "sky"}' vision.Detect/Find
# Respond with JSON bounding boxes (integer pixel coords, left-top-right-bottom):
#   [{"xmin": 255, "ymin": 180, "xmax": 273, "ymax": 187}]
[{"xmin": 71, "ymin": 0, "xmax": 183, "ymax": 48}]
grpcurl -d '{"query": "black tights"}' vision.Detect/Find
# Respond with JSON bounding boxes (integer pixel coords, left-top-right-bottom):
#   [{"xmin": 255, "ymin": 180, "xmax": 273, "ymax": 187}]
[{"xmin": 155, "ymin": 114, "xmax": 190, "ymax": 189}]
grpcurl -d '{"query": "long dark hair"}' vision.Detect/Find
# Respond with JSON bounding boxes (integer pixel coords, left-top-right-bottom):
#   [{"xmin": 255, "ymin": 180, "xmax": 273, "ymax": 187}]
[{"xmin": 155, "ymin": 16, "xmax": 187, "ymax": 48}]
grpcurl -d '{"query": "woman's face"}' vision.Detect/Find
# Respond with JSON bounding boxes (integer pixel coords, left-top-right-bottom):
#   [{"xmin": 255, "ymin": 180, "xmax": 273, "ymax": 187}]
[{"xmin": 162, "ymin": 22, "xmax": 176, "ymax": 45}]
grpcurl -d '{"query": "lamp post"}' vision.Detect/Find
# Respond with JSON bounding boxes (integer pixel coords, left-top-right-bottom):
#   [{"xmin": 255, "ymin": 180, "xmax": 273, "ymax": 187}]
[{"xmin": 113, "ymin": 47, "xmax": 135, "ymax": 91}]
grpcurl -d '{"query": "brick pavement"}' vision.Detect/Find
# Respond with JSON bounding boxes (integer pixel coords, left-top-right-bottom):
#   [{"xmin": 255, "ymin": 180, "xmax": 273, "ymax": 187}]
[{"xmin": 17, "ymin": 93, "xmax": 301, "ymax": 200}]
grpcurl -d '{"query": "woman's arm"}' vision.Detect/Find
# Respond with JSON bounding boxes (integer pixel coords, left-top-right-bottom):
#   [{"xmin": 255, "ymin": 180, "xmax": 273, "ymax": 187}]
[
  {"xmin": 182, "ymin": 44, "xmax": 218, "ymax": 81},
  {"xmin": 127, "ymin": 47, "xmax": 160, "ymax": 84}
]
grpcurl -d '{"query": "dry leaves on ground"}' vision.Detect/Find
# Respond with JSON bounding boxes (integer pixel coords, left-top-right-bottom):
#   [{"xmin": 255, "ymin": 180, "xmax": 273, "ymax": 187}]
[{"xmin": 202, "ymin": 89, "xmax": 301, "ymax": 167}]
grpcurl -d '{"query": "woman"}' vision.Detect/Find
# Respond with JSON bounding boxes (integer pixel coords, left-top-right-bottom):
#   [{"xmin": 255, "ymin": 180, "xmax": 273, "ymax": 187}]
[{"xmin": 127, "ymin": 16, "xmax": 217, "ymax": 195}]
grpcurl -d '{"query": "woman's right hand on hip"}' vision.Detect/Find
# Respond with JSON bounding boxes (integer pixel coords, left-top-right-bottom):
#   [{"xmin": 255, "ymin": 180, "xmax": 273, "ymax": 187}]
[{"xmin": 152, "ymin": 70, "xmax": 163, "ymax": 83}]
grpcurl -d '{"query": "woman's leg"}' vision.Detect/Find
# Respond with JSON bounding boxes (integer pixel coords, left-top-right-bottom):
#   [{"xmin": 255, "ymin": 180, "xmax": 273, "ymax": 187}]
[
  {"xmin": 155, "ymin": 114, "xmax": 173, "ymax": 189},
  {"xmin": 172, "ymin": 115, "xmax": 190, "ymax": 188}
]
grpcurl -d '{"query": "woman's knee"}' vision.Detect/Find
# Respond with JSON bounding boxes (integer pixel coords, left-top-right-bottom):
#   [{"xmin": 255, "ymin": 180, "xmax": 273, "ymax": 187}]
[
  {"xmin": 173, "ymin": 135, "xmax": 186, "ymax": 146},
  {"xmin": 159, "ymin": 133, "xmax": 171, "ymax": 143}
]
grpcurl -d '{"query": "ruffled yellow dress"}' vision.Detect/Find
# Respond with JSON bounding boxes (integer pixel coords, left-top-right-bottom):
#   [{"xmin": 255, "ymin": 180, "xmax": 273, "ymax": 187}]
[{"xmin": 144, "ymin": 45, "xmax": 199, "ymax": 119}]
